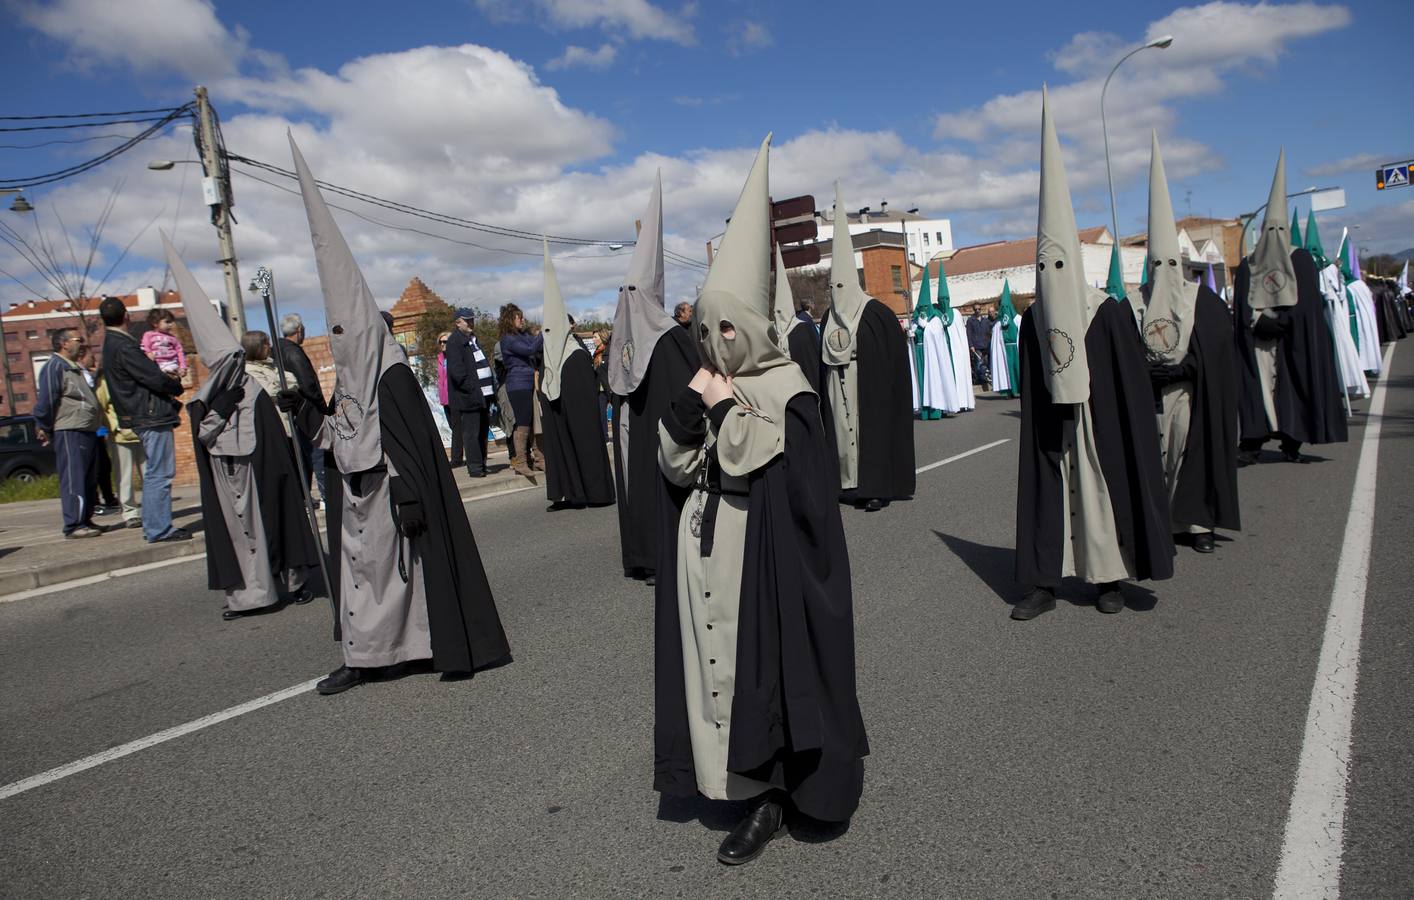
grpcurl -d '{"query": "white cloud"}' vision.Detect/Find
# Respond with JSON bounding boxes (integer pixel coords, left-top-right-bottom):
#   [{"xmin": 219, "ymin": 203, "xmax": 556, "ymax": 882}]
[
  {"xmin": 726, "ymin": 19, "xmax": 772, "ymax": 55},
  {"xmin": 11, "ymin": 0, "xmax": 249, "ymax": 80},
  {"xmin": 1305, "ymin": 152, "xmax": 1410, "ymax": 179},
  {"xmin": 545, "ymin": 42, "xmax": 618, "ymax": 70},
  {"xmin": 474, "ymin": 0, "xmax": 696, "ymax": 45},
  {"xmin": 1313, "ymin": 198, "xmax": 1414, "ymax": 256}
]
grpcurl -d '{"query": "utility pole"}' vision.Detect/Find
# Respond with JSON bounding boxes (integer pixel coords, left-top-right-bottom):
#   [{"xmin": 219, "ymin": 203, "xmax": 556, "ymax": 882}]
[{"xmin": 195, "ymin": 86, "xmax": 245, "ymax": 337}]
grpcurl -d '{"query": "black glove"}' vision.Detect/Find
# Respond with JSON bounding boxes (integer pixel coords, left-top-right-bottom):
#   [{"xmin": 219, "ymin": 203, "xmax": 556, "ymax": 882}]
[
  {"xmin": 210, "ymin": 385, "xmax": 245, "ymax": 418},
  {"xmin": 275, "ymin": 388, "xmax": 301, "ymax": 414},
  {"xmin": 395, "ymin": 499, "xmax": 426, "ymax": 538},
  {"xmin": 1148, "ymin": 363, "xmax": 1184, "ymax": 387},
  {"xmin": 1252, "ymin": 313, "xmax": 1287, "ymax": 340}
]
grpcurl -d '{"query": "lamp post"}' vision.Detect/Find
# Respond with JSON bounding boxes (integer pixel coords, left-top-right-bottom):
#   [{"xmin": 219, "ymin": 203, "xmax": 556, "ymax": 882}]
[
  {"xmin": 1101, "ymin": 34, "xmax": 1173, "ymax": 247},
  {"xmin": 0, "ymin": 189, "xmax": 35, "ymax": 414}
]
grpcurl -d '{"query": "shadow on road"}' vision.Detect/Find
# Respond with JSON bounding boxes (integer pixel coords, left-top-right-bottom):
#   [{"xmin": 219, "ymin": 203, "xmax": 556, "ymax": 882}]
[{"xmin": 655, "ymin": 793, "xmax": 853, "ymax": 843}]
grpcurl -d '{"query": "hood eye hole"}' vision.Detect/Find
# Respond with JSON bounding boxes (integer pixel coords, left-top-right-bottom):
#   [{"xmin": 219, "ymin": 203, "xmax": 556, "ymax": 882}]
[
  {"xmin": 1053, "ymin": 259, "xmax": 1064, "ymax": 269},
  {"xmin": 332, "ymin": 325, "xmax": 344, "ymax": 335},
  {"xmin": 698, "ymin": 323, "xmax": 709, "ymax": 341},
  {"xmin": 1037, "ymin": 262, "xmax": 1046, "ymax": 271},
  {"xmin": 1168, "ymin": 259, "xmax": 1177, "ymax": 266}
]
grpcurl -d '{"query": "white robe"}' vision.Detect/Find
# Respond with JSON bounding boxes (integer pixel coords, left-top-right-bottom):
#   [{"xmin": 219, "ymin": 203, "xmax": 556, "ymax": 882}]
[
  {"xmin": 1318, "ymin": 265, "xmax": 1369, "ymax": 399},
  {"xmin": 923, "ymin": 317, "xmax": 959, "ymax": 414},
  {"xmin": 989, "ymin": 321, "xmax": 1013, "ymax": 395},
  {"xmin": 907, "ymin": 325, "xmax": 919, "ymax": 414},
  {"xmin": 1347, "ymin": 280, "xmax": 1383, "ymax": 374},
  {"xmin": 944, "ymin": 315, "xmax": 975, "ymax": 411}
]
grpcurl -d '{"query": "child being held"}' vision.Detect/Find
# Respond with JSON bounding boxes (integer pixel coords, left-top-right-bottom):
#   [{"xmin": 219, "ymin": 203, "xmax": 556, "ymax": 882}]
[{"xmin": 141, "ymin": 309, "xmax": 187, "ymax": 378}]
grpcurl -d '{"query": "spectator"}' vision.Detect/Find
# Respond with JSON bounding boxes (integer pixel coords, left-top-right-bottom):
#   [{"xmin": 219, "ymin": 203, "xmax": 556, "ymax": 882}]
[
  {"xmin": 436, "ymin": 331, "xmax": 462, "ymax": 466},
  {"xmin": 33, "ymin": 327, "xmax": 104, "ymax": 538},
  {"xmin": 277, "ymin": 312, "xmax": 326, "ymax": 504},
  {"xmin": 81, "ymin": 347, "xmax": 120, "ymax": 516},
  {"xmin": 141, "ymin": 309, "xmax": 188, "ymax": 378},
  {"xmin": 100, "ymin": 296, "xmax": 190, "ymax": 543},
  {"xmin": 497, "ymin": 303, "xmax": 543, "ymax": 477},
  {"xmin": 95, "ymin": 367, "xmax": 145, "ymax": 529},
  {"xmin": 592, "ymin": 328, "xmax": 611, "ymax": 441},
  {"xmin": 445, "ymin": 308, "xmax": 496, "ymax": 478},
  {"xmin": 241, "ymin": 331, "xmax": 292, "ymax": 434},
  {"xmin": 673, "ymin": 301, "xmax": 694, "ymax": 329}
]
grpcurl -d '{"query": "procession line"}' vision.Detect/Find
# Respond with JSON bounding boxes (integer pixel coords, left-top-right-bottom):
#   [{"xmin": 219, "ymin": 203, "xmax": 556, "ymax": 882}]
[
  {"xmin": 1273, "ymin": 342, "xmax": 1395, "ymax": 899},
  {"xmin": 915, "ymin": 438, "xmax": 1011, "ymax": 474},
  {"xmin": 0, "ymin": 677, "xmax": 322, "ymax": 802}
]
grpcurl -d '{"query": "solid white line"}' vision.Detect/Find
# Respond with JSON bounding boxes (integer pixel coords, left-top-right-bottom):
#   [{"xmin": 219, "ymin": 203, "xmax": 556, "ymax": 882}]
[
  {"xmin": 916, "ymin": 438, "xmax": 1011, "ymax": 474},
  {"xmin": 0, "ymin": 553, "xmax": 207, "ymax": 604},
  {"xmin": 0, "ymin": 677, "xmax": 321, "ymax": 802},
  {"xmin": 1273, "ymin": 342, "xmax": 1395, "ymax": 899}
]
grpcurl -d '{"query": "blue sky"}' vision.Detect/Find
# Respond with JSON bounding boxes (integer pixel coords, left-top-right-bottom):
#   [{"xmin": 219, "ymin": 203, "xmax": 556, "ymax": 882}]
[{"xmin": 2, "ymin": 0, "xmax": 1410, "ymax": 331}]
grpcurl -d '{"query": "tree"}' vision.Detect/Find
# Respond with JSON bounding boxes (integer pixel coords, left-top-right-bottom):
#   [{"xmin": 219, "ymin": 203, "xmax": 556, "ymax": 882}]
[
  {"xmin": 412, "ymin": 300, "xmax": 455, "ymax": 387},
  {"xmin": 786, "ymin": 267, "xmax": 831, "ymax": 320}
]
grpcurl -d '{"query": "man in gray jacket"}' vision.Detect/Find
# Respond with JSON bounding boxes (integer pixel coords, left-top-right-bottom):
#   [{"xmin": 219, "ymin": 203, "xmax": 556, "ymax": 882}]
[{"xmin": 34, "ymin": 328, "xmax": 105, "ymax": 538}]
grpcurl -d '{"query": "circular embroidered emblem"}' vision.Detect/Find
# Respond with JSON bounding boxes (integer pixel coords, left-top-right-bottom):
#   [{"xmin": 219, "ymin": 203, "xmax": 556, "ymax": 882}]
[
  {"xmin": 620, "ymin": 340, "xmax": 634, "ymax": 374},
  {"xmin": 1044, "ymin": 328, "xmax": 1075, "ymax": 374},
  {"xmin": 1261, "ymin": 270, "xmax": 1288, "ymax": 294},
  {"xmin": 1142, "ymin": 316, "xmax": 1179, "ymax": 356},
  {"xmin": 827, "ymin": 327, "xmax": 850, "ymax": 353},
  {"xmin": 330, "ymin": 390, "xmax": 365, "ymax": 441}
]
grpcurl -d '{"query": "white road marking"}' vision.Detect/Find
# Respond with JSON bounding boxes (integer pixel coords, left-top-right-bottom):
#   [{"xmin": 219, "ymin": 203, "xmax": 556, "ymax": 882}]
[
  {"xmin": 0, "ymin": 553, "xmax": 207, "ymax": 604},
  {"xmin": 1273, "ymin": 342, "xmax": 1395, "ymax": 899},
  {"xmin": 916, "ymin": 438, "xmax": 1011, "ymax": 474},
  {"xmin": 0, "ymin": 677, "xmax": 322, "ymax": 802}
]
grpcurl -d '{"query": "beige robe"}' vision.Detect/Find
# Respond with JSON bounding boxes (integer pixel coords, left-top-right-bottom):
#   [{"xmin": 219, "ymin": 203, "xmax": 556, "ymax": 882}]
[
  {"xmin": 825, "ymin": 362, "xmax": 859, "ymax": 490},
  {"xmin": 1058, "ymin": 402, "xmax": 1137, "ymax": 584},
  {"xmin": 1157, "ymin": 383, "xmax": 1209, "ymax": 535}
]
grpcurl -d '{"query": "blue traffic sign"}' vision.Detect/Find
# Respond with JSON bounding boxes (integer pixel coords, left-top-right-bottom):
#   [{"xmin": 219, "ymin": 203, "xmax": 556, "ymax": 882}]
[{"xmin": 1377, "ymin": 163, "xmax": 1410, "ymax": 190}]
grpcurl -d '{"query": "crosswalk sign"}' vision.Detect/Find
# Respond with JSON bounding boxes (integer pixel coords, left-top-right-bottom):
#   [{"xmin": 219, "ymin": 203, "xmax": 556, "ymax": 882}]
[{"xmin": 1377, "ymin": 163, "xmax": 1410, "ymax": 189}]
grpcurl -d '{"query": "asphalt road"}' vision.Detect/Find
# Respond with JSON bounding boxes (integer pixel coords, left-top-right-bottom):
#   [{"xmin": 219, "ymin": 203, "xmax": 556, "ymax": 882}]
[{"xmin": 2, "ymin": 347, "xmax": 1411, "ymax": 899}]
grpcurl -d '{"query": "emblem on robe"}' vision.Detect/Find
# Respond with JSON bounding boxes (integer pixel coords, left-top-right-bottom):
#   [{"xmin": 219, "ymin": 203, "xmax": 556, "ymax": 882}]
[
  {"xmin": 1142, "ymin": 316, "xmax": 1179, "ymax": 356},
  {"xmin": 1261, "ymin": 270, "xmax": 1288, "ymax": 295},
  {"xmin": 1044, "ymin": 328, "xmax": 1075, "ymax": 373},
  {"xmin": 620, "ymin": 341, "xmax": 634, "ymax": 374},
  {"xmin": 827, "ymin": 327, "xmax": 850, "ymax": 354},
  {"xmin": 330, "ymin": 389, "xmax": 365, "ymax": 441}
]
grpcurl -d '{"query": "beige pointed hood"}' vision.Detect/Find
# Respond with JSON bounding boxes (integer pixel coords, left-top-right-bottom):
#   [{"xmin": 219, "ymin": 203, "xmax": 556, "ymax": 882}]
[
  {"xmin": 692, "ymin": 133, "xmax": 811, "ymax": 475},
  {"xmin": 770, "ymin": 242, "xmax": 802, "ymax": 352},
  {"xmin": 538, "ymin": 237, "xmax": 583, "ymax": 402},
  {"xmin": 821, "ymin": 181, "xmax": 872, "ymax": 366},
  {"xmin": 608, "ymin": 170, "xmax": 678, "ymax": 395},
  {"xmin": 289, "ymin": 132, "xmax": 405, "ymax": 473},
  {"xmin": 1248, "ymin": 149, "xmax": 1298, "ymax": 310},
  {"xmin": 1138, "ymin": 131, "xmax": 1199, "ymax": 363},
  {"xmin": 1031, "ymin": 85, "xmax": 1101, "ymax": 404}
]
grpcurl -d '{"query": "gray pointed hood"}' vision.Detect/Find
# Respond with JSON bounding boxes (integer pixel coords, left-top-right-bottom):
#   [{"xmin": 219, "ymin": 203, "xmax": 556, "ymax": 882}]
[
  {"xmin": 770, "ymin": 242, "xmax": 801, "ymax": 352},
  {"xmin": 1138, "ymin": 131, "xmax": 1198, "ymax": 363},
  {"xmin": 1248, "ymin": 149, "xmax": 1298, "ymax": 310},
  {"xmin": 822, "ymin": 180, "xmax": 872, "ymax": 366},
  {"xmin": 1031, "ymin": 84, "xmax": 1101, "ymax": 404},
  {"xmin": 539, "ymin": 237, "xmax": 583, "ymax": 402},
  {"xmin": 691, "ymin": 134, "xmax": 811, "ymax": 475},
  {"xmin": 607, "ymin": 170, "xmax": 678, "ymax": 395},
  {"xmin": 289, "ymin": 132, "xmax": 404, "ymax": 473},
  {"xmin": 161, "ymin": 230, "xmax": 255, "ymax": 455}
]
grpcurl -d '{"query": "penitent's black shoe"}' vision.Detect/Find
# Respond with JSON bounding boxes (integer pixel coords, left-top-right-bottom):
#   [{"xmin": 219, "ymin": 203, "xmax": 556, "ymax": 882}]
[
  {"xmin": 863, "ymin": 498, "xmax": 884, "ymax": 512},
  {"xmin": 1236, "ymin": 450, "xmax": 1259, "ymax": 467},
  {"xmin": 1192, "ymin": 533, "xmax": 1216, "ymax": 554},
  {"xmin": 1011, "ymin": 587, "xmax": 1056, "ymax": 621},
  {"xmin": 1096, "ymin": 582, "xmax": 1125, "ymax": 614},
  {"xmin": 316, "ymin": 665, "xmax": 365, "ymax": 696},
  {"xmin": 717, "ymin": 792, "xmax": 787, "ymax": 865}
]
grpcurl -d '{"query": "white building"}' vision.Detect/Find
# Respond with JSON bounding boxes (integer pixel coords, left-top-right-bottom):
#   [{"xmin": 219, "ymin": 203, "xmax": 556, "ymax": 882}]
[{"xmin": 815, "ymin": 207, "xmax": 953, "ymax": 268}]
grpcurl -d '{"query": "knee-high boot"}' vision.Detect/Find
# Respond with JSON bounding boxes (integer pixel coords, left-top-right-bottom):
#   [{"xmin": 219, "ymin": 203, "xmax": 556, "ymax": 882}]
[{"xmin": 512, "ymin": 426, "xmax": 534, "ymax": 476}]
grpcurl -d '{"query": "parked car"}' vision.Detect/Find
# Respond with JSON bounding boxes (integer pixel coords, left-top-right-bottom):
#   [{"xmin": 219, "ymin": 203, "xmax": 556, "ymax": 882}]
[{"xmin": 0, "ymin": 415, "xmax": 57, "ymax": 482}]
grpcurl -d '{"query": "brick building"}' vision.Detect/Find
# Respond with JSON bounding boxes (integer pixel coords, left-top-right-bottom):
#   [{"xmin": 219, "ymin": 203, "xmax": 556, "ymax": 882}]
[{"xmin": 807, "ymin": 229, "xmax": 914, "ymax": 316}]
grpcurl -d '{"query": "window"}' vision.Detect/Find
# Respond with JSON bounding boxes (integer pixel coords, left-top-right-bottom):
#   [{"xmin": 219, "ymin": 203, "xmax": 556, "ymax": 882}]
[
  {"xmin": 12, "ymin": 393, "xmax": 26, "ymax": 403},
  {"xmin": 923, "ymin": 232, "xmax": 930, "ymax": 247},
  {"xmin": 891, "ymin": 266, "xmax": 903, "ymax": 291},
  {"xmin": 936, "ymin": 232, "xmax": 943, "ymax": 243},
  {"xmin": 9, "ymin": 372, "xmax": 25, "ymax": 381},
  {"xmin": 25, "ymin": 330, "xmax": 37, "ymax": 339}
]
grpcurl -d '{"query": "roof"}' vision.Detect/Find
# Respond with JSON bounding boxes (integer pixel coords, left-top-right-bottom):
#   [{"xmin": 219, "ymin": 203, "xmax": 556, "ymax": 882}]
[
  {"xmin": 813, "ymin": 229, "xmax": 905, "ymax": 261},
  {"xmin": 0, "ymin": 290, "xmax": 183, "ymax": 321},
  {"xmin": 390, "ymin": 277, "xmax": 447, "ymax": 318},
  {"xmin": 931, "ymin": 226, "xmax": 1109, "ymax": 278}
]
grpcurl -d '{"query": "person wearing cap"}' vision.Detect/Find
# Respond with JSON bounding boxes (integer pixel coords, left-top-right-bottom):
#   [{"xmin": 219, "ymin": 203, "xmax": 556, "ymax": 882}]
[
  {"xmin": 1010, "ymin": 87, "xmax": 1174, "ymax": 621},
  {"xmin": 445, "ymin": 306, "xmax": 496, "ymax": 478}
]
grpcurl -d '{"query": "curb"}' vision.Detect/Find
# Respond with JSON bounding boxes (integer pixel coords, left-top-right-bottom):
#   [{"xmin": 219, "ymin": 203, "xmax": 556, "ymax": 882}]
[{"xmin": 0, "ymin": 532, "xmax": 208, "ymax": 597}]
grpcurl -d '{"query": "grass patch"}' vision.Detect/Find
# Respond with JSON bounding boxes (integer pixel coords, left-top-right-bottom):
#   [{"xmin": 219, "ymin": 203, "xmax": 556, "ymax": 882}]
[{"xmin": 0, "ymin": 474, "xmax": 61, "ymax": 504}]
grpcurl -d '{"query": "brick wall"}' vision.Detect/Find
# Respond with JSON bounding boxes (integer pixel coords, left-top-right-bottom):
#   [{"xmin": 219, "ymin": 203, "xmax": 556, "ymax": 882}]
[{"xmin": 860, "ymin": 245, "xmax": 910, "ymax": 316}]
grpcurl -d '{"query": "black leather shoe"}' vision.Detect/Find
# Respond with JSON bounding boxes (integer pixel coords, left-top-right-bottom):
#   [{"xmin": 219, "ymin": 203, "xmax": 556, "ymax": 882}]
[
  {"xmin": 316, "ymin": 665, "xmax": 365, "ymax": 695},
  {"xmin": 1192, "ymin": 533, "xmax": 1216, "ymax": 553},
  {"xmin": 1236, "ymin": 450, "xmax": 1259, "ymax": 467},
  {"xmin": 1011, "ymin": 587, "xmax": 1056, "ymax": 621},
  {"xmin": 1282, "ymin": 450, "xmax": 1310, "ymax": 464},
  {"xmin": 1096, "ymin": 582, "xmax": 1125, "ymax": 614},
  {"xmin": 717, "ymin": 792, "xmax": 787, "ymax": 865},
  {"xmin": 288, "ymin": 586, "xmax": 316, "ymax": 604},
  {"xmin": 468, "ymin": 468, "xmax": 488, "ymax": 478},
  {"xmin": 221, "ymin": 608, "xmax": 244, "ymax": 621},
  {"xmin": 863, "ymin": 498, "xmax": 884, "ymax": 512}
]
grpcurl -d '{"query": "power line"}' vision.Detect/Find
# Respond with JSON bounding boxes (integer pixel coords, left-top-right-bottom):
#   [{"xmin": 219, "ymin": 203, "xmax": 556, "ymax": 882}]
[
  {"xmin": 0, "ymin": 116, "xmax": 178, "ymax": 133},
  {"xmin": 0, "ymin": 105, "xmax": 194, "ymax": 189},
  {"xmin": 0, "ymin": 133, "xmax": 147, "ymax": 151},
  {"xmin": 0, "ymin": 107, "xmax": 187, "ymax": 121}
]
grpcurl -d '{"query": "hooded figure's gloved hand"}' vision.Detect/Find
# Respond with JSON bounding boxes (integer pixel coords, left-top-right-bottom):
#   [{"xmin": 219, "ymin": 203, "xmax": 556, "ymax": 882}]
[
  {"xmin": 210, "ymin": 386, "xmax": 245, "ymax": 418},
  {"xmin": 1252, "ymin": 313, "xmax": 1287, "ymax": 340},
  {"xmin": 275, "ymin": 389, "xmax": 302, "ymax": 414},
  {"xmin": 396, "ymin": 500, "xmax": 426, "ymax": 538}
]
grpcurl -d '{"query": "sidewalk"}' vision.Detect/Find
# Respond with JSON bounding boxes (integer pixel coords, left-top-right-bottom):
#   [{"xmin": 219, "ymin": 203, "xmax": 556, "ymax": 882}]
[{"xmin": 0, "ymin": 445, "xmax": 539, "ymax": 598}]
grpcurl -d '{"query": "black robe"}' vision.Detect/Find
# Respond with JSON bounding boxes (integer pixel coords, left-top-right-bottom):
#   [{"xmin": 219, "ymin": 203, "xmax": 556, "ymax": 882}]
[
  {"xmin": 539, "ymin": 351, "xmax": 615, "ymax": 508},
  {"xmin": 826, "ymin": 299, "xmax": 915, "ymax": 503},
  {"xmin": 1374, "ymin": 283, "xmax": 1407, "ymax": 342},
  {"xmin": 654, "ymin": 392, "xmax": 868, "ymax": 823},
  {"xmin": 1231, "ymin": 260, "xmax": 1272, "ymax": 442},
  {"xmin": 612, "ymin": 327, "xmax": 697, "ymax": 576},
  {"xmin": 1014, "ymin": 299, "xmax": 1175, "ymax": 587},
  {"xmin": 786, "ymin": 321, "xmax": 823, "ymax": 396},
  {"xmin": 321, "ymin": 365, "xmax": 512, "ymax": 673},
  {"xmin": 190, "ymin": 391, "xmax": 319, "ymax": 592},
  {"xmin": 1153, "ymin": 285, "xmax": 1242, "ymax": 532}
]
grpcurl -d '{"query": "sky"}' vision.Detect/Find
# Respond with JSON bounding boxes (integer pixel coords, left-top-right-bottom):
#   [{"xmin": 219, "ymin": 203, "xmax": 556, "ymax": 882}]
[{"xmin": 1, "ymin": 0, "xmax": 1410, "ymax": 333}]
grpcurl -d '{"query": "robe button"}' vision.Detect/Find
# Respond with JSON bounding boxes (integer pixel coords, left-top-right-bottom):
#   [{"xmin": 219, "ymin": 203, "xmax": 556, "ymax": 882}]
[
  {"xmin": 706, "ymin": 623, "xmax": 713, "ymax": 630},
  {"xmin": 347, "ymin": 640, "xmax": 353, "ymax": 646},
  {"xmin": 712, "ymin": 691, "xmax": 719, "ymax": 697},
  {"xmin": 704, "ymin": 591, "xmax": 711, "ymax": 598}
]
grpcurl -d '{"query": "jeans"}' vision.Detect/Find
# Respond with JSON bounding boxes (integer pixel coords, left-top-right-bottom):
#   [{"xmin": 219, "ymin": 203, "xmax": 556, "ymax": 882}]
[
  {"xmin": 54, "ymin": 430, "xmax": 98, "ymax": 534},
  {"xmin": 136, "ymin": 426, "xmax": 176, "ymax": 541}
]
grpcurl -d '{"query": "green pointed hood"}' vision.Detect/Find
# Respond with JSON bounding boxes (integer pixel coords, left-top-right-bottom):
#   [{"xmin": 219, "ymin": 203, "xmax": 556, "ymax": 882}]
[
  {"xmin": 1106, "ymin": 242, "xmax": 1126, "ymax": 301},
  {"xmin": 1304, "ymin": 209, "xmax": 1326, "ymax": 265},
  {"xmin": 1290, "ymin": 207, "xmax": 1303, "ymax": 249},
  {"xmin": 1338, "ymin": 230, "xmax": 1353, "ymax": 280},
  {"xmin": 1249, "ymin": 148, "xmax": 1298, "ymax": 310},
  {"xmin": 913, "ymin": 266, "xmax": 937, "ymax": 321},
  {"xmin": 936, "ymin": 259, "xmax": 955, "ymax": 325}
]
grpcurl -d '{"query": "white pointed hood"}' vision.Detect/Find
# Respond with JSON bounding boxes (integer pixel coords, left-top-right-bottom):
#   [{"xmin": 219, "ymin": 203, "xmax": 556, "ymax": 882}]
[
  {"xmin": 1138, "ymin": 131, "xmax": 1198, "ymax": 363},
  {"xmin": 822, "ymin": 181, "xmax": 872, "ymax": 366},
  {"xmin": 289, "ymin": 132, "xmax": 405, "ymax": 473},
  {"xmin": 607, "ymin": 170, "xmax": 678, "ymax": 396},
  {"xmin": 539, "ymin": 237, "xmax": 583, "ymax": 402},
  {"xmin": 1248, "ymin": 149, "xmax": 1298, "ymax": 310},
  {"xmin": 770, "ymin": 242, "xmax": 802, "ymax": 352}
]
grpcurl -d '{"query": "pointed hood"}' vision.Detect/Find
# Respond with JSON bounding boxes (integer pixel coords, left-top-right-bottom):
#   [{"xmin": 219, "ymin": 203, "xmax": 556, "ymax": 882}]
[
  {"xmin": 691, "ymin": 133, "xmax": 810, "ymax": 475},
  {"xmin": 1399, "ymin": 260, "xmax": 1409, "ymax": 296},
  {"xmin": 539, "ymin": 238, "xmax": 582, "ymax": 402},
  {"xmin": 1031, "ymin": 85, "xmax": 1101, "ymax": 403},
  {"xmin": 770, "ymin": 242, "xmax": 802, "ymax": 351},
  {"xmin": 1138, "ymin": 131, "xmax": 1198, "ymax": 363},
  {"xmin": 1105, "ymin": 243, "xmax": 1126, "ymax": 301},
  {"xmin": 1304, "ymin": 209, "xmax": 1326, "ymax": 265},
  {"xmin": 289, "ymin": 132, "xmax": 404, "ymax": 473},
  {"xmin": 1349, "ymin": 237, "xmax": 1363, "ymax": 281},
  {"xmin": 607, "ymin": 170, "xmax": 678, "ymax": 396},
  {"xmin": 1248, "ymin": 149, "xmax": 1298, "ymax": 310},
  {"xmin": 161, "ymin": 230, "xmax": 255, "ymax": 455},
  {"xmin": 997, "ymin": 279, "xmax": 1019, "ymax": 336},
  {"xmin": 821, "ymin": 181, "xmax": 873, "ymax": 366},
  {"xmin": 1291, "ymin": 207, "xmax": 1303, "ymax": 249},
  {"xmin": 912, "ymin": 265, "xmax": 938, "ymax": 323},
  {"xmin": 1338, "ymin": 229, "xmax": 1353, "ymax": 280},
  {"xmin": 1205, "ymin": 263, "xmax": 1218, "ymax": 292},
  {"xmin": 936, "ymin": 259, "xmax": 955, "ymax": 325}
]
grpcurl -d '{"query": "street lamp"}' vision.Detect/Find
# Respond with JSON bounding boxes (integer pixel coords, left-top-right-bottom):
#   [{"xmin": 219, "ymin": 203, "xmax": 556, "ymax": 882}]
[
  {"xmin": 1101, "ymin": 34, "xmax": 1173, "ymax": 247},
  {"xmin": 0, "ymin": 188, "xmax": 33, "ymax": 214}
]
